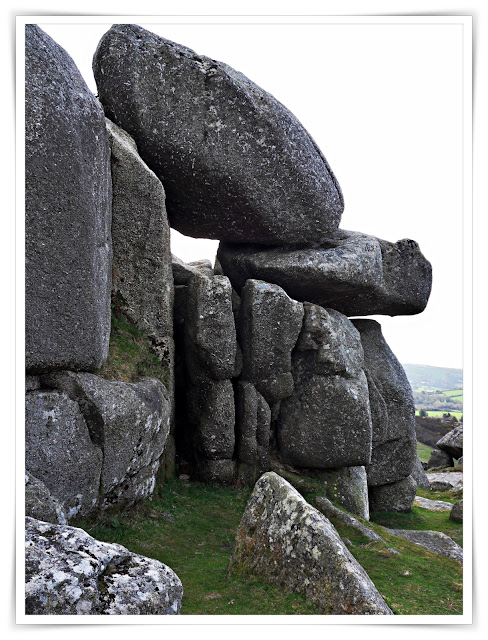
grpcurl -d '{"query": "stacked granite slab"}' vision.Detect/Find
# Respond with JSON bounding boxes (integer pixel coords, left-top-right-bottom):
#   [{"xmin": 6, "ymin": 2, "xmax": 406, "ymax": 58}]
[
  {"xmin": 92, "ymin": 24, "xmax": 432, "ymax": 511},
  {"xmin": 25, "ymin": 25, "xmax": 174, "ymax": 522}
]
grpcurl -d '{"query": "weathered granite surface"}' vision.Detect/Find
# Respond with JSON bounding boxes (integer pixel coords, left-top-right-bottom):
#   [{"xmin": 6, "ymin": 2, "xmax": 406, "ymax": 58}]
[
  {"xmin": 25, "ymin": 517, "xmax": 183, "ymax": 614},
  {"xmin": 229, "ymin": 473, "xmax": 392, "ymax": 614},
  {"xmin": 278, "ymin": 305, "xmax": 372, "ymax": 469},
  {"xmin": 352, "ymin": 320, "xmax": 417, "ymax": 486},
  {"xmin": 414, "ymin": 496, "xmax": 453, "ymax": 512},
  {"xmin": 25, "ymin": 472, "xmax": 67, "ymax": 525},
  {"xmin": 322, "ymin": 466, "xmax": 370, "ymax": 520},
  {"xmin": 218, "ymin": 230, "xmax": 432, "ymax": 316},
  {"xmin": 315, "ymin": 496, "xmax": 382, "ymax": 542},
  {"xmin": 427, "ymin": 471, "xmax": 463, "ymax": 492},
  {"xmin": 369, "ymin": 475, "xmax": 417, "ymax": 513},
  {"xmin": 386, "ymin": 528, "xmax": 463, "ymax": 564},
  {"xmin": 172, "ymin": 255, "xmax": 213, "ymax": 285},
  {"xmin": 411, "ymin": 457, "xmax": 431, "ymax": 489},
  {"xmin": 426, "ymin": 448, "xmax": 454, "ymax": 471},
  {"xmin": 450, "ymin": 499, "xmax": 463, "ymax": 523},
  {"xmin": 26, "ymin": 25, "xmax": 111, "ymax": 373},
  {"xmin": 436, "ymin": 425, "xmax": 463, "ymax": 460},
  {"xmin": 235, "ymin": 381, "xmax": 271, "ymax": 485},
  {"xmin": 93, "ymin": 24, "xmax": 343, "ymax": 245}
]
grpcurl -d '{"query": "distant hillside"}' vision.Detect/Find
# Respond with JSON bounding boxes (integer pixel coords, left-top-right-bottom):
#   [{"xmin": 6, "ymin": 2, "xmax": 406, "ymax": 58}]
[{"xmin": 402, "ymin": 364, "xmax": 463, "ymax": 391}]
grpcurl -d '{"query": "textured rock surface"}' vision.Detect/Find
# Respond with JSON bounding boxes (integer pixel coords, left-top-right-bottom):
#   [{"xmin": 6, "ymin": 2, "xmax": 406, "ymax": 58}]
[
  {"xmin": 352, "ymin": 320, "xmax": 417, "ymax": 486},
  {"xmin": 185, "ymin": 274, "xmax": 237, "ymax": 385},
  {"xmin": 238, "ymin": 280, "xmax": 304, "ymax": 404},
  {"xmin": 93, "ymin": 24, "xmax": 343, "ymax": 245},
  {"xmin": 436, "ymin": 425, "xmax": 463, "ymax": 460},
  {"xmin": 106, "ymin": 119, "xmax": 173, "ymax": 344},
  {"xmin": 427, "ymin": 471, "xmax": 463, "ymax": 492},
  {"xmin": 411, "ymin": 457, "xmax": 431, "ymax": 489},
  {"xmin": 196, "ymin": 458, "xmax": 236, "ymax": 485},
  {"xmin": 426, "ymin": 448, "xmax": 454, "ymax": 471},
  {"xmin": 369, "ymin": 475, "xmax": 417, "ymax": 513},
  {"xmin": 235, "ymin": 381, "xmax": 271, "ymax": 485},
  {"xmin": 218, "ymin": 230, "xmax": 432, "ymax": 316},
  {"xmin": 25, "ymin": 472, "xmax": 67, "ymax": 525},
  {"xmin": 414, "ymin": 496, "xmax": 453, "ymax": 512},
  {"xmin": 229, "ymin": 473, "xmax": 392, "ymax": 614},
  {"xmin": 315, "ymin": 497, "xmax": 382, "ymax": 542},
  {"xmin": 172, "ymin": 255, "xmax": 213, "ymax": 285},
  {"xmin": 25, "ymin": 25, "xmax": 111, "ymax": 373},
  {"xmin": 450, "ymin": 499, "xmax": 463, "ymax": 523},
  {"xmin": 25, "ymin": 391, "xmax": 102, "ymax": 520},
  {"xmin": 41, "ymin": 371, "xmax": 171, "ymax": 508},
  {"xmin": 386, "ymin": 528, "xmax": 463, "ymax": 564},
  {"xmin": 25, "ymin": 517, "xmax": 182, "ymax": 614},
  {"xmin": 278, "ymin": 305, "xmax": 372, "ymax": 469},
  {"xmin": 322, "ymin": 467, "xmax": 370, "ymax": 520}
]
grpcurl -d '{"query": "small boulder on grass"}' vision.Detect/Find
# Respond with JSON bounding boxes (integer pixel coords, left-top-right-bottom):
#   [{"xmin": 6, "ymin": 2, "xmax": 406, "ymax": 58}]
[
  {"xmin": 228, "ymin": 472, "xmax": 393, "ymax": 615},
  {"xmin": 449, "ymin": 499, "xmax": 463, "ymax": 523}
]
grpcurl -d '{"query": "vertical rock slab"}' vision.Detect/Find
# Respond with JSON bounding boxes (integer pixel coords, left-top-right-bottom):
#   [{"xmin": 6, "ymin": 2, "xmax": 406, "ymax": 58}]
[
  {"xmin": 278, "ymin": 304, "xmax": 372, "ymax": 468},
  {"xmin": 25, "ymin": 25, "xmax": 111, "ymax": 372},
  {"xmin": 25, "ymin": 517, "xmax": 183, "ymax": 614},
  {"xmin": 238, "ymin": 280, "xmax": 304, "ymax": 405},
  {"xmin": 235, "ymin": 381, "xmax": 271, "ymax": 485},
  {"xmin": 228, "ymin": 472, "xmax": 392, "ymax": 615},
  {"xmin": 322, "ymin": 466, "xmax": 370, "ymax": 520},
  {"xmin": 352, "ymin": 320, "xmax": 417, "ymax": 487},
  {"xmin": 106, "ymin": 119, "xmax": 173, "ymax": 350},
  {"xmin": 93, "ymin": 24, "xmax": 343, "ymax": 245},
  {"xmin": 25, "ymin": 391, "xmax": 102, "ymax": 519}
]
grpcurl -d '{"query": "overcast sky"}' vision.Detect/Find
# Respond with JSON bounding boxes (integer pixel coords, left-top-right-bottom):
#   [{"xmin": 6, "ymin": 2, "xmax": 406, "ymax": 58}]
[{"xmin": 37, "ymin": 18, "xmax": 467, "ymax": 370}]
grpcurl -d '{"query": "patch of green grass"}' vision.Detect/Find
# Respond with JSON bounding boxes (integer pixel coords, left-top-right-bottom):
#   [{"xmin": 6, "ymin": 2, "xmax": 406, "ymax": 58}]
[
  {"xmin": 415, "ymin": 410, "xmax": 463, "ymax": 420},
  {"xmin": 96, "ymin": 308, "xmax": 169, "ymax": 386},
  {"xmin": 417, "ymin": 441, "xmax": 434, "ymax": 463}
]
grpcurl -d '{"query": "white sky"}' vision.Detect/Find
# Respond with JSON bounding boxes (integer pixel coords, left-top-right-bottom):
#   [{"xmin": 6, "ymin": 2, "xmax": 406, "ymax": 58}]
[{"xmin": 38, "ymin": 18, "xmax": 467, "ymax": 370}]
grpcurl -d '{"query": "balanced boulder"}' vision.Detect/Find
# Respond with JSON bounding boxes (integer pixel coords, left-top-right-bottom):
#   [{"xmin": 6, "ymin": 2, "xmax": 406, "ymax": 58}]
[
  {"xmin": 228, "ymin": 472, "xmax": 392, "ymax": 615},
  {"xmin": 26, "ymin": 25, "xmax": 112, "ymax": 373},
  {"xmin": 218, "ymin": 230, "xmax": 432, "ymax": 316},
  {"xmin": 426, "ymin": 448, "xmax": 454, "ymax": 471},
  {"xmin": 436, "ymin": 425, "xmax": 463, "ymax": 460},
  {"xmin": 25, "ymin": 517, "xmax": 182, "ymax": 614},
  {"xmin": 93, "ymin": 24, "xmax": 343, "ymax": 245}
]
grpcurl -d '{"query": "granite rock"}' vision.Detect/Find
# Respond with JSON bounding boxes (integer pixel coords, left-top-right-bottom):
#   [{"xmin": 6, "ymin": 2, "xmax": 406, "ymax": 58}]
[
  {"xmin": 315, "ymin": 496, "xmax": 382, "ymax": 541},
  {"xmin": 436, "ymin": 425, "xmax": 463, "ymax": 460},
  {"xmin": 449, "ymin": 499, "xmax": 463, "ymax": 523},
  {"xmin": 26, "ymin": 25, "xmax": 111, "ymax": 373},
  {"xmin": 411, "ymin": 456, "xmax": 431, "ymax": 489},
  {"xmin": 228, "ymin": 472, "xmax": 392, "ymax": 614},
  {"xmin": 93, "ymin": 24, "xmax": 343, "ymax": 245},
  {"xmin": 25, "ymin": 472, "xmax": 67, "ymax": 525},
  {"xmin": 172, "ymin": 255, "xmax": 213, "ymax": 285},
  {"xmin": 386, "ymin": 528, "xmax": 463, "ymax": 564},
  {"xmin": 426, "ymin": 448, "xmax": 454, "ymax": 471},
  {"xmin": 322, "ymin": 466, "xmax": 370, "ymax": 520},
  {"xmin": 369, "ymin": 475, "xmax": 417, "ymax": 513},
  {"xmin": 235, "ymin": 381, "xmax": 271, "ymax": 485}
]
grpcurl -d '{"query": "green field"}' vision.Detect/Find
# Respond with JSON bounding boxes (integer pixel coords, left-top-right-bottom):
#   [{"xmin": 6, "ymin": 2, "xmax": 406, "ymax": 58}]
[
  {"xmin": 416, "ymin": 410, "xmax": 463, "ymax": 420},
  {"xmin": 417, "ymin": 441, "xmax": 434, "ymax": 463}
]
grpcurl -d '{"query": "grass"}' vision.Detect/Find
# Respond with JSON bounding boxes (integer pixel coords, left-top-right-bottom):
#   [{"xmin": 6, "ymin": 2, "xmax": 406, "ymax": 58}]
[
  {"xmin": 96, "ymin": 307, "xmax": 170, "ymax": 386},
  {"xmin": 417, "ymin": 441, "xmax": 434, "ymax": 463},
  {"xmin": 416, "ymin": 410, "xmax": 463, "ymax": 420},
  {"xmin": 74, "ymin": 474, "xmax": 463, "ymax": 616}
]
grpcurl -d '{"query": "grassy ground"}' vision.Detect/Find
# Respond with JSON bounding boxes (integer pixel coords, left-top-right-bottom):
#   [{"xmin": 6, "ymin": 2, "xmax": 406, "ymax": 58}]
[
  {"xmin": 415, "ymin": 410, "xmax": 463, "ymax": 420},
  {"xmin": 75, "ymin": 475, "xmax": 463, "ymax": 616},
  {"xmin": 417, "ymin": 441, "xmax": 434, "ymax": 463}
]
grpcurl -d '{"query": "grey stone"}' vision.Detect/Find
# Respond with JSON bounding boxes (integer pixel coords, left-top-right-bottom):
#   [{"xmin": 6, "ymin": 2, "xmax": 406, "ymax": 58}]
[
  {"xmin": 196, "ymin": 458, "xmax": 236, "ymax": 485},
  {"xmin": 218, "ymin": 230, "xmax": 432, "ymax": 316},
  {"xmin": 414, "ymin": 496, "xmax": 453, "ymax": 511},
  {"xmin": 93, "ymin": 24, "xmax": 343, "ymax": 245},
  {"xmin": 315, "ymin": 496, "xmax": 381, "ymax": 541},
  {"xmin": 25, "ymin": 25, "xmax": 111, "ymax": 373},
  {"xmin": 450, "ymin": 499, "xmax": 463, "ymax": 523},
  {"xmin": 25, "ymin": 376, "xmax": 40, "ymax": 392},
  {"xmin": 25, "ymin": 517, "xmax": 182, "ymax": 614},
  {"xmin": 185, "ymin": 274, "xmax": 237, "ymax": 385},
  {"xmin": 426, "ymin": 448, "xmax": 454, "ymax": 471},
  {"xmin": 228, "ymin": 472, "xmax": 392, "ymax": 615},
  {"xmin": 457, "ymin": 456, "xmax": 464, "ymax": 466},
  {"xmin": 369, "ymin": 475, "xmax": 417, "ymax": 513},
  {"xmin": 106, "ymin": 119, "xmax": 173, "ymax": 342},
  {"xmin": 25, "ymin": 471, "xmax": 67, "ymax": 525},
  {"xmin": 352, "ymin": 320, "xmax": 417, "ymax": 486},
  {"xmin": 25, "ymin": 391, "xmax": 102, "ymax": 520},
  {"xmin": 386, "ymin": 529, "xmax": 463, "ymax": 565},
  {"xmin": 235, "ymin": 381, "xmax": 271, "ymax": 485},
  {"xmin": 322, "ymin": 466, "xmax": 370, "ymax": 520},
  {"xmin": 278, "ymin": 305, "xmax": 372, "ymax": 469},
  {"xmin": 411, "ymin": 456, "xmax": 431, "ymax": 489},
  {"xmin": 187, "ymin": 380, "xmax": 235, "ymax": 460},
  {"xmin": 238, "ymin": 280, "xmax": 304, "ymax": 404},
  {"xmin": 172, "ymin": 255, "xmax": 213, "ymax": 285},
  {"xmin": 426, "ymin": 471, "xmax": 463, "ymax": 491},
  {"xmin": 41, "ymin": 371, "xmax": 171, "ymax": 509},
  {"xmin": 436, "ymin": 425, "xmax": 463, "ymax": 459}
]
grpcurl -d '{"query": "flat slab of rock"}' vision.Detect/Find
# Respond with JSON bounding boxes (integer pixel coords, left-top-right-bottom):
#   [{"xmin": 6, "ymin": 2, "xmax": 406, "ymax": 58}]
[
  {"xmin": 229, "ymin": 472, "xmax": 392, "ymax": 615},
  {"xmin": 436, "ymin": 425, "xmax": 463, "ymax": 459},
  {"xmin": 218, "ymin": 230, "xmax": 432, "ymax": 316},
  {"xmin": 315, "ymin": 496, "xmax": 382, "ymax": 542},
  {"xmin": 386, "ymin": 528, "xmax": 463, "ymax": 564},
  {"xmin": 414, "ymin": 496, "xmax": 453, "ymax": 512},
  {"xmin": 25, "ymin": 517, "xmax": 182, "ymax": 614},
  {"xmin": 93, "ymin": 24, "xmax": 343, "ymax": 245},
  {"xmin": 427, "ymin": 471, "xmax": 463, "ymax": 492},
  {"xmin": 26, "ymin": 26, "xmax": 111, "ymax": 373}
]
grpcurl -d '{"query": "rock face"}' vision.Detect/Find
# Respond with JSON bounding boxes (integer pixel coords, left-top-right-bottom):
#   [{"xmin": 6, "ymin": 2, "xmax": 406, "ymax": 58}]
[
  {"xmin": 106, "ymin": 119, "xmax": 173, "ymax": 352},
  {"xmin": 322, "ymin": 467, "xmax": 370, "ymax": 520},
  {"xmin": 368, "ymin": 475, "xmax": 417, "ymax": 513},
  {"xmin": 411, "ymin": 457, "xmax": 431, "ymax": 489},
  {"xmin": 41, "ymin": 371, "xmax": 171, "ymax": 509},
  {"xmin": 25, "ymin": 472, "xmax": 67, "ymax": 525},
  {"xmin": 427, "ymin": 471, "xmax": 463, "ymax": 492},
  {"xmin": 278, "ymin": 304, "xmax": 372, "ymax": 469},
  {"xmin": 93, "ymin": 24, "xmax": 343, "ymax": 245},
  {"xmin": 228, "ymin": 473, "xmax": 392, "ymax": 615},
  {"xmin": 414, "ymin": 496, "xmax": 453, "ymax": 512},
  {"xmin": 436, "ymin": 425, "xmax": 463, "ymax": 460},
  {"xmin": 352, "ymin": 320, "xmax": 417, "ymax": 487},
  {"xmin": 235, "ymin": 381, "xmax": 271, "ymax": 485},
  {"xmin": 315, "ymin": 497, "xmax": 382, "ymax": 542},
  {"xmin": 218, "ymin": 230, "xmax": 432, "ymax": 316},
  {"xmin": 450, "ymin": 499, "xmax": 463, "ymax": 523},
  {"xmin": 25, "ymin": 25, "xmax": 112, "ymax": 373},
  {"xmin": 426, "ymin": 448, "xmax": 454, "ymax": 471},
  {"xmin": 25, "ymin": 517, "xmax": 182, "ymax": 614},
  {"xmin": 386, "ymin": 529, "xmax": 463, "ymax": 565},
  {"xmin": 172, "ymin": 255, "xmax": 213, "ymax": 285}
]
